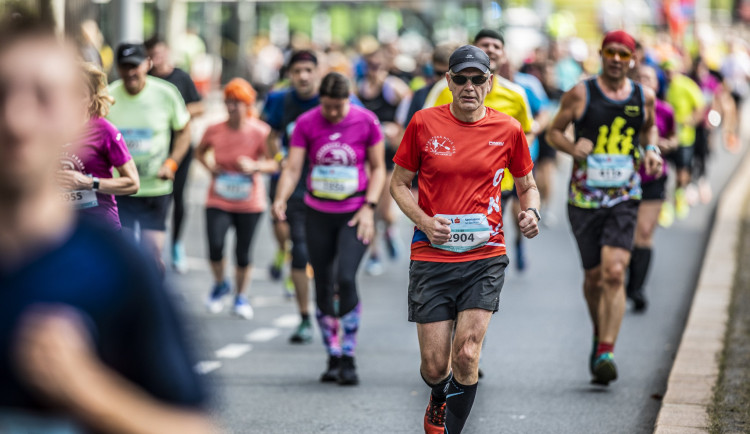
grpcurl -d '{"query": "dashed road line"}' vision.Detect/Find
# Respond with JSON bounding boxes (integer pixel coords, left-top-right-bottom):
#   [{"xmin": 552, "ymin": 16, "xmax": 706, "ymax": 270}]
[
  {"xmin": 272, "ymin": 314, "xmax": 300, "ymax": 328},
  {"xmin": 195, "ymin": 360, "xmax": 222, "ymax": 375},
  {"xmin": 215, "ymin": 343, "xmax": 252, "ymax": 359},
  {"xmin": 246, "ymin": 328, "xmax": 282, "ymax": 342}
]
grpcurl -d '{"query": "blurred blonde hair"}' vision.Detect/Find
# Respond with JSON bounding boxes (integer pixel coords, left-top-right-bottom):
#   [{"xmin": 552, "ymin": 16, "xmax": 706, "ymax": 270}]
[{"xmin": 81, "ymin": 61, "xmax": 114, "ymax": 118}]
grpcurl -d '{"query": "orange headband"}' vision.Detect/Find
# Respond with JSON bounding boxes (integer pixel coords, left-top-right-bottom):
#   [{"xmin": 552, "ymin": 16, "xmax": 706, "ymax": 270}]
[{"xmin": 224, "ymin": 78, "xmax": 256, "ymax": 116}]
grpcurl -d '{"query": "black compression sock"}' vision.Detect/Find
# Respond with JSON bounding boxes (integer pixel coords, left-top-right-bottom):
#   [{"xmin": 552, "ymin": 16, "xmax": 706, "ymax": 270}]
[
  {"xmin": 421, "ymin": 371, "xmax": 452, "ymax": 404},
  {"xmin": 445, "ymin": 379, "xmax": 478, "ymax": 434},
  {"xmin": 301, "ymin": 313, "xmax": 310, "ymax": 322},
  {"xmin": 628, "ymin": 246, "xmax": 652, "ymax": 294}
]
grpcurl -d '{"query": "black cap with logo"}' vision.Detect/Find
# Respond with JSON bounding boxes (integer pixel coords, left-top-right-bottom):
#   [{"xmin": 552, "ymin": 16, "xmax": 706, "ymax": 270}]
[
  {"xmin": 116, "ymin": 43, "xmax": 148, "ymax": 66},
  {"xmin": 448, "ymin": 45, "xmax": 490, "ymax": 74}
]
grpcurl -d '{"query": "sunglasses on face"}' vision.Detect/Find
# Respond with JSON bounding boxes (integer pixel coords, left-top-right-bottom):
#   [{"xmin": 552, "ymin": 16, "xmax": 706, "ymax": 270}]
[
  {"xmin": 450, "ymin": 74, "xmax": 489, "ymax": 85},
  {"xmin": 602, "ymin": 48, "xmax": 633, "ymax": 61}
]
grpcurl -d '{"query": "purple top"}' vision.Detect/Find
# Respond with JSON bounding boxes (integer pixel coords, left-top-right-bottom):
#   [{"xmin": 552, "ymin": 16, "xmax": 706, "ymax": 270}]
[
  {"xmin": 640, "ymin": 99, "xmax": 674, "ymax": 183},
  {"xmin": 61, "ymin": 117, "xmax": 132, "ymax": 229},
  {"xmin": 290, "ymin": 104, "xmax": 383, "ymax": 213}
]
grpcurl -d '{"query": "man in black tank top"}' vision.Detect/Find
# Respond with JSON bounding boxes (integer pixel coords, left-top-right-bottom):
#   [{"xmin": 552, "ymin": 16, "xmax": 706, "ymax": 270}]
[{"xmin": 547, "ymin": 30, "xmax": 663, "ymax": 386}]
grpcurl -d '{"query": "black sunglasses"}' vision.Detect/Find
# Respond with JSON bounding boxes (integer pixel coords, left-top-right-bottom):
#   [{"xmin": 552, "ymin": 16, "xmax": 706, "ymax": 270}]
[{"xmin": 450, "ymin": 74, "xmax": 489, "ymax": 85}]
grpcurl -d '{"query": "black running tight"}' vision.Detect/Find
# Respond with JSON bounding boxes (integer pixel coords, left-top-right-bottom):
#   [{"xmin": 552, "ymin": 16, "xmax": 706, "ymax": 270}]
[
  {"xmin": 205, "ymin": 208, "xmax": 261, "ymax": 267},
  {"xmin": 305, "ymin": 206, "xmax": 368, "ymax": 317}
]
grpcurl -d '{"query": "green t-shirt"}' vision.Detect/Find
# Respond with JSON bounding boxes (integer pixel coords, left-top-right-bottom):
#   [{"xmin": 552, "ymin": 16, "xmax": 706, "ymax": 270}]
[
  {"xmin": 107, "ymin": 76, "xmax": 190, "ymax": 197},
  {"xmin": 665, "ymin": 74, "xmax": 705, "ymax": 147}
]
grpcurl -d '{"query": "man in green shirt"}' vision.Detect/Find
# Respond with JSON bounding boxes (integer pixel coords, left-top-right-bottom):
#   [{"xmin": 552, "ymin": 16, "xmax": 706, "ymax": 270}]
[
  {"xmin": 663, "ymin": 59, "xmax": 704, "ymax": 220},
  {"xmin": 107, "ymin": 43, "xmax": 191, "ymax": 267}
]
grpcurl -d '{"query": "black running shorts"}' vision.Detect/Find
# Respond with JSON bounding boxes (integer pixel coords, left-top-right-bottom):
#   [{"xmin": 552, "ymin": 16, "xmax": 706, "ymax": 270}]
[
  {"xmin": 408, "ymin": 255, "xmax": 509, "ymax": 323},
  {"xmin": 118, "ymin": 194, "xmax": 172, "ymax": 231},
  {"xmin": 641, "ymin": 176, "xmax": 667, "ymax": 201},
  {"xmin": 666, "ymin": 146, "xmax": 694, "ymax": 170},
  {"xmin": 567, "ymin": 200, "xmax": 639, "ymax": 270}
]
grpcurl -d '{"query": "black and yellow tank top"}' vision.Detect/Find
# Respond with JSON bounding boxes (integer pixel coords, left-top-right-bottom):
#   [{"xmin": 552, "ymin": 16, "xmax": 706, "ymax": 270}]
[{"xmin": 570, "ymin": 77, "xmax": 645, "ymax": 209}]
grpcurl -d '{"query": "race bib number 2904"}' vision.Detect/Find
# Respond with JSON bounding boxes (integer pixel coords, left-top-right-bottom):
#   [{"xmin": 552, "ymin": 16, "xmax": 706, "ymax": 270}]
[{"xmin": 431, "ymin": 213, "xmax": 491, "ymax": 253}]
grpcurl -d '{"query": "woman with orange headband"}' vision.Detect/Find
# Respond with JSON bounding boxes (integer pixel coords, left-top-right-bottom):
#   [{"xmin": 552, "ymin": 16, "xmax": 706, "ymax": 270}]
[{"xmin": 196, "ymin": 78, "xmax": 278, "ymax": 319}]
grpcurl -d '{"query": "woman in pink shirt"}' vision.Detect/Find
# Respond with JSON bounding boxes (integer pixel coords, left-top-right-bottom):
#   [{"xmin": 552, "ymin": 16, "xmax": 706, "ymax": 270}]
[
  {"xmin": 56, "ymin": 62, "xmax": 139, "ymax": 230},
  {"xmin": 196, "ymin": 79, "xmax": 278, "ymax": 320},
  {"xmin": 272, "ymin": 72, "xmax": 386, "ymax": 385}
]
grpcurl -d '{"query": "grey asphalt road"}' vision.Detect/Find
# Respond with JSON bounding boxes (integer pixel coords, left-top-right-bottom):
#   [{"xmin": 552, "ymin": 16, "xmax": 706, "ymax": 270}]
[{"xmin": 165, "ymin": 107, "xmax": 748, "ymax": 434}]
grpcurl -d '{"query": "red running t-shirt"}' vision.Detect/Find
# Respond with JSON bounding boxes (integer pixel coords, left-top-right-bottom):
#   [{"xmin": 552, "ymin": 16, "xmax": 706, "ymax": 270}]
[{"xmin": 393, "ymin": 104, "xmax": 533, "ymax": 262}]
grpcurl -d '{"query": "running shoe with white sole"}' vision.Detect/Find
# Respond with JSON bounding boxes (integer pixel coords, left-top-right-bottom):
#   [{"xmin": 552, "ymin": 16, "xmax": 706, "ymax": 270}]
[
  {"xmin": 232, "ymin": 295, "xmax": 254, "ymax": 320},
  {"xmin": 206, "ymin": 280, "xmax": 230, "ymax": 314},
  {"xmin": 171, "ymin": 241, "xmax": 189, "ymax": 274}
]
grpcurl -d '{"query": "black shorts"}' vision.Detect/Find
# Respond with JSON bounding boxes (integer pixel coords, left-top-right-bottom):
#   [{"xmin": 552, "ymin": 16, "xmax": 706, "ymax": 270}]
[
  {"xmin": 641, "ymin": 176, "xmax": 667, "ymax": 201},
  {"xmin": 118, "ymin": 194, "xmax": 171, "ymax": 231},
  {"xmin": 537, "ymin": 140, "xmax": 557, "ymax": 162},
  {"xmin": 568, "ymin": 200, "xmax": 639, "ymax": 270},
  {"xmin": 666, "ymin": 146, "xmax": 694, "ymax": 170},
  {"xmin": 408, "ymin": 255, "xmax": 509, "ymax": 323}
]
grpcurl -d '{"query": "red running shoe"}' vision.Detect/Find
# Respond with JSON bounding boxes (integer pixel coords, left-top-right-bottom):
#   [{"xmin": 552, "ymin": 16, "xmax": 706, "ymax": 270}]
[{"xmin": 424, "ymin": 396, "xmax": 446, "ymax": 434}]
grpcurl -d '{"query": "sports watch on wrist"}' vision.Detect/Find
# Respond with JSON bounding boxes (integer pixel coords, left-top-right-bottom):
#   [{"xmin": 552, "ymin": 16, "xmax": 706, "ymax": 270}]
[
  {"xmin": 92, "ymin": 177, "xmax": 100, "ymax": 191},
  {"xmin": 527, "ymin": 207, "xmax": 541, "ymax": 222}
]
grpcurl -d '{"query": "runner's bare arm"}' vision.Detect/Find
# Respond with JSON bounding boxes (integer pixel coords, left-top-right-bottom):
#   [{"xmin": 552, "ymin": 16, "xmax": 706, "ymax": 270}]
[
  {"xmin": 239, "ymin": 131, "xmax": 279, "ymax": 175},
  {"xmin": 14, "ymin": 309, "xmax": 217, "ymax": 434},
  {"xmin": 348, "ymin": 140, "xmax": 387, "ymax": 244},
  {"xmin": 98, "ymin": 160, "xmax": 140, "ymax": 195},
  {"xmin": 390, "ymin": 164, "xmax": 451, "ymax": 244},
  {"xmin": 266, "ymin": 129, "xmax": 282, "ymax": 160},
  {"xmin": 271, "ymin": 146, "xmax": 306, "ymax": 221},
  {"xmin": 194, "ymin": 141, "xmax": 217, "ymax": 174},
  {"xmin": 186, "ymin": 101, "xmax": 205, "ymax": 118},
  {"xmin": 514, "ymin": 172, "xmax": 540, "ymax": 239},
  {"xmin": 546, "ymin": 83, "xmax": 592, "ymax": 160},
  {"xmin": 158, "ymin": 123, "xmax": 191, "ymax": 180},
  {"xmin": 640, "ymin": 87, "xmax": 663, "ymax": 176},
  {"xmin": 55, "ymin": 160, "xmax": 139, "ymax": 195}
]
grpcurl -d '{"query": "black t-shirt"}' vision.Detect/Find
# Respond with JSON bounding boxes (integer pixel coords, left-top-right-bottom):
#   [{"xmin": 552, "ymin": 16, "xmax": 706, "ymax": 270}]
[
  {"xmin": 0, "ymin": 218, "xmax": 207, "ymax": 413},
  {"xmin": 151, "ymin": 67, "xmax": 201, "ymax": 105}
]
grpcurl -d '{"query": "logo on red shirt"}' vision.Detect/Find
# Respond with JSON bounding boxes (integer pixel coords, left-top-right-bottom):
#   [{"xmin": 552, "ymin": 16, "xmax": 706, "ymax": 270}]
[
  {"xmin": 454, "ymin": 217, "xmax": 461, "ymax": 223},
  {"xmin": 425, "ymin": 136, "xmax": 455, "ymax": 156}
]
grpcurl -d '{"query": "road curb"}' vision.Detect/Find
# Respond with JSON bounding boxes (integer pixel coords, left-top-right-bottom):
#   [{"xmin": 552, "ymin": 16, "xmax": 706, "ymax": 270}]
[{"xmin": 653, "ymin": 149, "xmax": 750, "ymax": 434}]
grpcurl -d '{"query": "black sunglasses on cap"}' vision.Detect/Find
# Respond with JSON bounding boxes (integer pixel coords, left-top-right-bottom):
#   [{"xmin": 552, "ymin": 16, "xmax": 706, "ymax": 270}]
[{"xmin": 450, "ymin": 74, "xmax": 489, "ymax": 85}]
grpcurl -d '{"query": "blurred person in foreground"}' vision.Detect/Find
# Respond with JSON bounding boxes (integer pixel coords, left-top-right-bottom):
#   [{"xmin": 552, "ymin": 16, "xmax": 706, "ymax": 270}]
[
  {"xmin": 0, "ymin": 8, "xmax": 214, "ymax": 434},
  {"xmin": 145, "ymin": 35, "xmax": 205, "ymax": 274}
]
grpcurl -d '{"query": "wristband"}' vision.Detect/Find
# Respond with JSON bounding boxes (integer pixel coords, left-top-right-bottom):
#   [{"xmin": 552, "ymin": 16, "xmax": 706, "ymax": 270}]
[
  {"xmin": 366, "ymin": 201, "xmax": 377, "ymax": 210},
  {"xmin": 274, "ymin": 152, "xmax": 284, "ymax": 163},
  {"xmin": 645, "ymin": 144, "xmax": 661, "ymax": 156},
  {"xmin": 92, "ymin": 177, "xmax": 100, "ymax": 191},
  {"xmin": 164, "ymin": 158, "xmax": 179, "ymax": 173}
]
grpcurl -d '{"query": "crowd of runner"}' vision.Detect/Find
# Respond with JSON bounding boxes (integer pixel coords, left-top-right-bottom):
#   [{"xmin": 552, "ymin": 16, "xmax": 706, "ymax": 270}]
[{"xmin": 2, "ymin": 2, "xmax": 749, "ymax": 432}]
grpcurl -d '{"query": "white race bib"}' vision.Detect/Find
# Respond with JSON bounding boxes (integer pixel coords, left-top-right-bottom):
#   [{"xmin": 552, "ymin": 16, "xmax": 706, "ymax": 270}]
[
  {"xmin": 121, "ymin": 128, "xmax": 154, "ymax": 157},
  {"xmin": 586, "ymin": 154, "xmax": 634, "ymax": 188},
  {"xmin": 61, "ymin": 189, "xmax": 98, "ymax": 210},
  {"xmin": 432, "ymin": 213, "xmax": 491, "ymax": 253},
  {"xmin": 311, "ymin": 165, "xmax": 359, "ymax": 200},
  {"xmin": 214, "ymin": 173, "xmax": 253, "ymax": 201}
]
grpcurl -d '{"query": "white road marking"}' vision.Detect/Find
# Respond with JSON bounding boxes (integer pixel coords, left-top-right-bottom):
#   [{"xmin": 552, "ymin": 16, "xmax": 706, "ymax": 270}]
[
  {"xmin": 252, "ymin": 295, "xmax": 292, "ymax": 308},
  {"xmin": 272, "ymin": 314, "xmax": 300, "ymax": 329},
  {"xmin": 215, "ymin": 343, "xmax": 252, "ymax": 359},
  {"xmin": 246, "ymin": 328, "xmax": 281, "ymax": 342},
  {"xmin": 194, "ymin": 360, "xmax": 222, "ymax": 374}
]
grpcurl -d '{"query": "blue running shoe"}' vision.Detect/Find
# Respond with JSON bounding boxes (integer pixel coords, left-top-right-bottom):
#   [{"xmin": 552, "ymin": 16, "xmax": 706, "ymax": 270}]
[
  {"xmin": 589, "ymin": 335, "xmax": 599, "ymax": 374},
  {"xmin": 232, "ymin": 295, "xmax": 254, "ymax": 320},
  {"xmin": 206, "ymin": 280, "xmax": 230, "ymax": 314},
  {"xmin": 591, "ymin": 352, "xmax": 618, "ymax": 386},
  {"xmin": 269, "ymin": 250, "xmax": 285, "ymax": 281},
  {"xmin": 171, "ymin": 242, "xmax": 188, "ymax": 274}
]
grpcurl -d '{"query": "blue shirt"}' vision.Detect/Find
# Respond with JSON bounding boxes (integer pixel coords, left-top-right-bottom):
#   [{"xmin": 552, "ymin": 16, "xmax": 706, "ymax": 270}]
[
  {"xmin": 515, "ymin": 72, "xmax": 550, "ymax": 162},
  {"xmin": 0, "ymin": 218, "xmax": 207, "ymax": 411}
]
